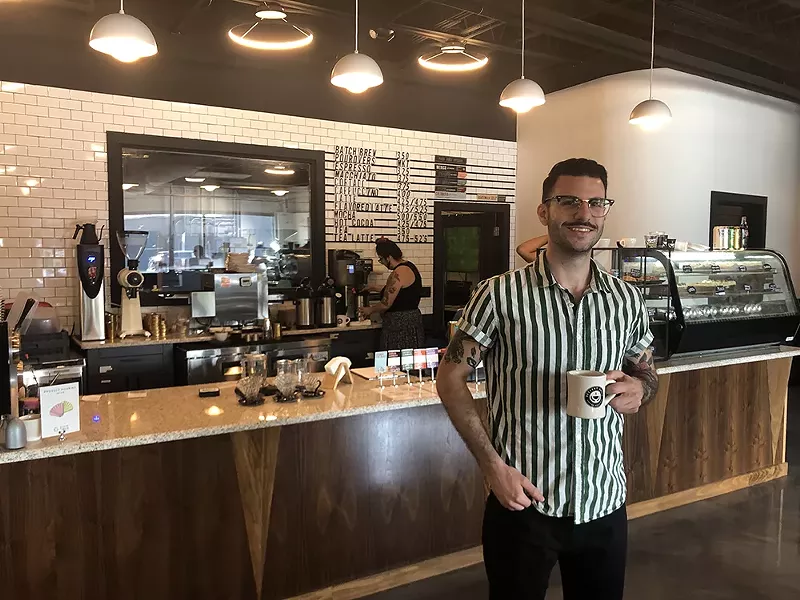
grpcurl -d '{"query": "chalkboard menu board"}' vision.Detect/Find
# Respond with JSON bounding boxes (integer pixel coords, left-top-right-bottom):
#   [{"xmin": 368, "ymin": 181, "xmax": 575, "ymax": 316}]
[{"xmin": 326, "ymin": 145, "xmax": 514, "ymax": 244}]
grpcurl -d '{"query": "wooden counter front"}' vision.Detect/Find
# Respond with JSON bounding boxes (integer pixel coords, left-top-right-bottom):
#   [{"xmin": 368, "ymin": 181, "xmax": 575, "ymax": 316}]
[{"xmin": 0, "ymin": 349, "xmax": 795, "ymax": 599}]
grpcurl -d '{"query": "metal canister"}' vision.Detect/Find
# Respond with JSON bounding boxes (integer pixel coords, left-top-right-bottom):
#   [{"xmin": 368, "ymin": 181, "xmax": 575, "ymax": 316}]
[
  {"xmin": 105, "ymin": 313, "xmax": 117, "ymax": 342},
  {"xmin": 272, "ymin": 322, "xmax": 282, "ymax": 340},
  {"xmin": 732, "ymin": 226, "xmax": 742, "ymax": 250},
  {"xmin": 712, "ymin": 226, "xmax": 727, "ymax": 250}
]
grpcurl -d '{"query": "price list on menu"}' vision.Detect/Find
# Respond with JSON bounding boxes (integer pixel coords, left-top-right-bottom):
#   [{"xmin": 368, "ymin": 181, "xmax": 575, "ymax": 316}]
[{"xmin": 326, "ymin": 145, "xmax": 513, "ymax": 244}]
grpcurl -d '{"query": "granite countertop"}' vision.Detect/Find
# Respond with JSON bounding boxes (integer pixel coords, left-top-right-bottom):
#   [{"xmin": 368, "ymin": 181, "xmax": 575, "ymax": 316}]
[
  {"xmin": 655, "ymin": 345, "xmax": 800, "ymax": 374},
  {"xmin": 0, "ymin": 376, "xmax": 476, "ymax": 465},
  {"xmin": 281, "ymin": 322, "xmax": 382, "ymax": 336},
  {"xmin": 73, "ymin": 333, "xmax": 215, "ymax": 350}
]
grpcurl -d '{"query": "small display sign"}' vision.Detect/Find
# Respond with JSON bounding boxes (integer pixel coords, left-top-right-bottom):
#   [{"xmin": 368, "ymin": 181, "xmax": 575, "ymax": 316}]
[
  {"xmin": 682, "ymin": 265, "xmax": 693, "ymax": 273},
  {"xmin": 630, "ymin": 269, "xmax": 641, "ymax": 279},
  {"xmin": 687, "ymin": 285, "xmax": 697, "ymax": 295},
  {"xmin": 413, "ymin": 349, "xmax": 427, "ymax": 369},
  {"xmin": 738, "ymin": 265, "xmax": 747, "ymax": 272},
  {"xmin": 744, "ymin": 284, "xmax": 752, "ymax": 292},
  {"xmin": 714, "ymin": 286, "xmax": 726, "ymax": 296},
  {"xmin": 401, "ymin": 349, "xmax": 414, "ymax": 371},
  {"xmin": 763, "ymin": 263, "xmax": 772, "ymax": 272},
  {"xmin": 711, "ymin": 264, "xmax": 721, "ymax": 273},
  {"xmin": 426, "ymin": 347, "xmax": 440, "ymax": 369},
  {"xmin": 40, "ymin": 382, "xmax": 81, "ymax": 440},
  {"xmin": 387, "ymin": 350, "xmax": 401, "ymax": 372},
  {"xmin": 374, "ymin": 351, "xmax": 388, "ymax": 374}
]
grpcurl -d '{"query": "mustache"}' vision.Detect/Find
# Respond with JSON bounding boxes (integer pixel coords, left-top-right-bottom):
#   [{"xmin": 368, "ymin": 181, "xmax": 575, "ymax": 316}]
[{"xmin": 563, "ymin": 221, "xmax": 597, "ymax": 230}]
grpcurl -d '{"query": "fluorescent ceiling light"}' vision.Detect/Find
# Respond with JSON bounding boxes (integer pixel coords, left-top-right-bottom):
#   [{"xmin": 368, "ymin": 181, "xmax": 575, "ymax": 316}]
[
  {"xmin": 201, "ymin": 185, "xmax": 220, "ymax": 192},
  {"xmin": 265, "ymin": 166, "xmax": 294, "ymax": 175},
  {"xmin": 89, "ymin": 0, "xmax": 158, "ymax": 63},
  {"xmin": 122, "ymin": 183, "xmax": 138, "ymax": 190},
  {"xmin": 185, "ymin": 177, "xmax": 206, "ymax": 183},
  {"xmin": 272, "ymin": 190, "xmax": 289, "ymax": 196},
  {"xmin": 228, "ymin": 4, "xmax": 313, "ymax": 51},
  {"xmin": 418, "ymin": 43, "xmax": 488, "ymax": 72},
  {"xmin": 330, "ymin": 0, "xmax": 383, "ymax": 93}
]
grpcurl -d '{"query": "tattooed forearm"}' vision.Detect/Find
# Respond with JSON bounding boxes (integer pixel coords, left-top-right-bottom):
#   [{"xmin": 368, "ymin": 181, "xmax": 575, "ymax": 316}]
[{"xmin": 623, "ymin": 347, "xmax": 659, "ymax": 405}]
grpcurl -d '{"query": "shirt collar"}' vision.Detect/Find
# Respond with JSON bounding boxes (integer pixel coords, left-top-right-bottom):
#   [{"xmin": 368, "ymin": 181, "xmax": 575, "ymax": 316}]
[{"xmin": 532, "ymin": 251, "xmax": 611, "ymax": 294}]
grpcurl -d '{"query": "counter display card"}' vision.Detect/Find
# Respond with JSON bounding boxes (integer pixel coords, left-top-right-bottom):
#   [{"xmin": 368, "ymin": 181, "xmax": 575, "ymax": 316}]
[
  {"xmin": 374, "ymin": 351, "xmax": 388, "ymax": 374},
  {"xmin": 40, "ymin": 382, "xmax": 81, "ymax": 439},
  {"xmin": 426, "ymin": 347, "xmax": 440, "ymax": 368},
  {"xmin": 413, "ymin": 348, "xmax": 427, "ymax": 369},
  {"xmin": 401, "ymin": 349, "xmax": 414, "ymax": 371},
  {"xmin": 326, "ymin": 145, "xmax": 514, "ymax": 244},
  {"xmin": 387, "ymin": 350, "xmax": 401, "ymax": 372}
]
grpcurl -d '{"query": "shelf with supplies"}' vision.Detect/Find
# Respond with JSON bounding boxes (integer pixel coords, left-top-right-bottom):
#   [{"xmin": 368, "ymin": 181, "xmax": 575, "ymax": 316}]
[{"xmin": 613, "ymin": 247, "xmax": 800, "ymax": 358}]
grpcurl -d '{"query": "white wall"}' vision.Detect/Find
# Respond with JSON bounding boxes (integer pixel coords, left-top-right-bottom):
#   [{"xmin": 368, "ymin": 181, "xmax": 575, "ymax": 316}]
[
  {"xmin": 0, "ymin": 80, "xmax": 516, "ymax": 328},
  {"xmin": 516, "ymin": 68, "xmax": 800, "ymax": 283}
]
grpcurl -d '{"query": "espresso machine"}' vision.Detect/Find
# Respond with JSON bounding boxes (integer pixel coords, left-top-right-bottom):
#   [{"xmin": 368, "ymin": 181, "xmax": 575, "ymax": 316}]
[
  {"xmin": 116, "ymin": 230, "xmax": 150, "ymax": 338},
  {"xmin": 328, "ymin": 249, "xmax": 373, "ymax": 318},
  {"xmin": 73, "ymin": 222, "xmax": 105, "ymax": 341}
]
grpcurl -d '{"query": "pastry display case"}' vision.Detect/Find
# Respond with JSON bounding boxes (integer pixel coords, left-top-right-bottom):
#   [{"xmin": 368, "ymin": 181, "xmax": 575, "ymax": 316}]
[{"xmin": 611, "ymin": 248, "xmax": 799, "ymax": 358}]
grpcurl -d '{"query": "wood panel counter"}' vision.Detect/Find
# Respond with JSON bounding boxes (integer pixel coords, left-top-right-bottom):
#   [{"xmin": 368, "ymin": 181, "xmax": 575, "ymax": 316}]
[{"xmin": 0, "ymin": 346, "xmax": 797, "ymax": 599}]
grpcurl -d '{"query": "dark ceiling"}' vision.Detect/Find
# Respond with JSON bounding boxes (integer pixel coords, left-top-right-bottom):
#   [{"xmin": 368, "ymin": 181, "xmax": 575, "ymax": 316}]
[{"xmin": 1, "ymin": 0, "xmax": 800, "ymax": 140}]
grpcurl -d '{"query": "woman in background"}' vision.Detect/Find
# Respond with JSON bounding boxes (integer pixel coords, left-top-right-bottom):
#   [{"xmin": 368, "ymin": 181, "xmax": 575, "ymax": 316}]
[
  {"xmin": 359, "ymin": 238, "xmax": 425, "ymax": 350},
  {"xmin": 516, "ymin": 234, "xmax": 548, "ymax": 263}
]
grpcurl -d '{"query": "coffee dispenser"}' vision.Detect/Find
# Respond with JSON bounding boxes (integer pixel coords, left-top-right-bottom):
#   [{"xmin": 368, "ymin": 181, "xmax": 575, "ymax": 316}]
[
  {"xmin": 327, "ymin": 250, "xmax": 373, "ymax": 318},
  {"xmin": 73, "ymin": 222, "xmax": 105, "ymax": 341}
]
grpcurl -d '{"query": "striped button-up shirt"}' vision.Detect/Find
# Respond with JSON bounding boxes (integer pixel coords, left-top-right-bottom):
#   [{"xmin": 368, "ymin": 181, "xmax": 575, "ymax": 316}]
[{"xmin": 457, "ymin": 253, "xmax": 653, "ymax": 524}]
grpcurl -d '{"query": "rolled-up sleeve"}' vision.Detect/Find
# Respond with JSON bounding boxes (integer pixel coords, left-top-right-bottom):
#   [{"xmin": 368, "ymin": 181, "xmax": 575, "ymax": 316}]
[
  {"xmin": 625, "ymin": 289, "xmax": 654, "ymax": 359},
  {"xmin": 456, "ymin": 278, "xmax": 498, "ymax": 349}
]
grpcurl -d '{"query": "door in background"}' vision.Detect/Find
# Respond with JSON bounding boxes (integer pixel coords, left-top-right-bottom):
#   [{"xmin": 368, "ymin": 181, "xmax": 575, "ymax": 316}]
[{"xmin": 433, "ymin": 202, "xmax": 510, "ymax": 336}]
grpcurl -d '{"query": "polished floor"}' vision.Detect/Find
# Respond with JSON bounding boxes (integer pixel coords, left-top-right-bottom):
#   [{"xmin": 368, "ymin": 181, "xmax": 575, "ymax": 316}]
[{"xmin": 366, "ymin": 389, "xmax": 800, "ymax": 600}]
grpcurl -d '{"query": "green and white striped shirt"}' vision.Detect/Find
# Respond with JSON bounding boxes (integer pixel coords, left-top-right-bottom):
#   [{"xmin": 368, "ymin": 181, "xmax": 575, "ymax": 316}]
[{"xmin": 457, "ymin": 253, "xmax": 653, "ymax": 524}]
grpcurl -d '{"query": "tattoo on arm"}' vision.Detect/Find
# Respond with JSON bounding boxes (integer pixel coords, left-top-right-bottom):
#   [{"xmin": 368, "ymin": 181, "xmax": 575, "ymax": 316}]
[
  {"xmin": 623, "ymin": 347, "xmax": 659, "ymax": 405},
  {"xmin": 380, "ymin": 272, "xmax": 400, "ymax": 307},
  {"xmin": 443, "ymin": 330, "xmax": 486, "ymax": 369}
]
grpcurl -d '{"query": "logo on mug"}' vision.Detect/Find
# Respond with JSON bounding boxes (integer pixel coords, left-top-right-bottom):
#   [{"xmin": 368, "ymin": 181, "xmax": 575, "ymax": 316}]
[{"xmin": 584, "ymin": 386, "xmax": 604, "ymax": 408}]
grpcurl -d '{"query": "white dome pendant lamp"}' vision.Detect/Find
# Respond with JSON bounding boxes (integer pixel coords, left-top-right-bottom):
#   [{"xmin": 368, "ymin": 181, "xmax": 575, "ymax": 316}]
[
  {"xmin": 499, "ymin": 0, "xmax": 545, "ymax": 113},
  {"xmin": 629, "ymin": 0, "xmax": 672, "ymax": 130},
  {"xmin": 330, "ymin": 0, "xmax": 383, "ymax": 94},
  {"xmin": 89, "ymin": 0, "xmax": 158, "ymax": 63}
]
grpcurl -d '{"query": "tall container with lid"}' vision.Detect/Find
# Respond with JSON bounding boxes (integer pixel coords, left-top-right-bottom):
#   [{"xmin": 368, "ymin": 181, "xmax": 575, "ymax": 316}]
[
  {"xmin": 73, "ymin": 222, "xmax": 105, "ymax": 341},
  {"xmin": 295, "ymin": 278, "xmax": 315, "ymax": 329}
]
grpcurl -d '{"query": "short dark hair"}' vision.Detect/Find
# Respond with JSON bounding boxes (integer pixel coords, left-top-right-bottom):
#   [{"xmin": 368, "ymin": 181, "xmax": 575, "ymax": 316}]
[
  {"xmin": 541, "ymin": 158, "xmax": 608, "ymax": 203},
  {"xmin": 375, "ymin": 237, "xmax": 403, "ymax": 260}
]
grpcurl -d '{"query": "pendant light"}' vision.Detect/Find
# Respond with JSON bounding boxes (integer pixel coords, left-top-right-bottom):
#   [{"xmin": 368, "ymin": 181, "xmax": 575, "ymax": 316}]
[
  {"xmin": 330, "ymin": 0, "xmax": 383, "ymax": 94},
  {"xmin": 499, "ymin": 0, "xmax": 545, "ymax": 113},
  {"xmin": 89, "ymin": 0, "xmax": 157, "ymax": 63},
  {"xmin": 629, "ymin": 0, "xmax": 672, "ymax": 130},
  {"xmin": 418, "ymin": 42, "xmax": 488, "ymax": 72},
  {"xmin": 228, "ymin": 3, "xmax": 313, "ymax": 51}
]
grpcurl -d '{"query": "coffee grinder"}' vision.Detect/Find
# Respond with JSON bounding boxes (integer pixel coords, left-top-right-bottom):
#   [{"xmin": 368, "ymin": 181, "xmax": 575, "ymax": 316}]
[
  {"xmin": 73, "ymin": 222, "xmax": 105, "ymax": 341},
  {"xmin": 116, "ymin": 230, "xmax": 150, "ymax": 338}
]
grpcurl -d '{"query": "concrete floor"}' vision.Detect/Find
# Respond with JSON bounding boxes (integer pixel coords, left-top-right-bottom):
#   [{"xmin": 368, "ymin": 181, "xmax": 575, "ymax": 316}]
[{"xmin": 366, "ymin": 388, "xmax": 800, "ymax": 600}]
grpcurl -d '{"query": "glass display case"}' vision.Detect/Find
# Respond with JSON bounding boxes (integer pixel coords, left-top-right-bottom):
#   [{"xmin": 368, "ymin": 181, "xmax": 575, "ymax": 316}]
[{"xmin": 612, "ymin": 249, "xmax": 799, "ymax": 358}]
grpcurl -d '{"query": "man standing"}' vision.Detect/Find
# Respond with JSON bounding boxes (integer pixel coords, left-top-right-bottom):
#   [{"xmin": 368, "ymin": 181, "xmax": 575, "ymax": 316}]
[{"xmin": 436, "ymin": 158, "xmax": 658, "ymax": 599}]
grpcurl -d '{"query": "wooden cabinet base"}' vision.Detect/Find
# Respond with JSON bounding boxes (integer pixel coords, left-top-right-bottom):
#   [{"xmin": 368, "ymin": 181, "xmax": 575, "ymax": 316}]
[{"xmin": 0, "ymin": 358, "xmax": 791, "ymax": 599}]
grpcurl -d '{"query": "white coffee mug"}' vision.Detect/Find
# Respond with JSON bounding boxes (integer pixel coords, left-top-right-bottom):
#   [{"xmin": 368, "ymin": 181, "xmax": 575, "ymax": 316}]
[
  {"xmin": 566, "ymin": 370, "xmax": 617, "ymax": 419},
  {"xmin": 336, "ymin": 314, "xmax": 351, "ymax": 327},
  {"xmin": 617, "ymin": 238, "xmax": 637, "ymax": 248},
  {"xmin": 20, "ymin": 414, "xmax": 41, "ymax": 442}
]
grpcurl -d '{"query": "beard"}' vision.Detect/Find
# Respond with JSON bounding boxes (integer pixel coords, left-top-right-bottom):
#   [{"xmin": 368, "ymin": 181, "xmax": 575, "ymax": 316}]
[{"xmin": 547, "ymin": 218, "xmax": 604, "ymax": 255}]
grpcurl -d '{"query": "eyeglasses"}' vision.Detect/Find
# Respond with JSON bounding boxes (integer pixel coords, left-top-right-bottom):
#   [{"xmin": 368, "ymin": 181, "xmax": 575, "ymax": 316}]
[{"xmin": 544, "ymin": 195, "xmax": 615, "ymax": 217}]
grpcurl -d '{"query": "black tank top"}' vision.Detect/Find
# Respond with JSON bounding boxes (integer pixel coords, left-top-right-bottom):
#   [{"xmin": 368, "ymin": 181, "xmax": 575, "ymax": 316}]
[{"xmin": 386, "ymin": 261, "xmax": 422, "ymax": 312}]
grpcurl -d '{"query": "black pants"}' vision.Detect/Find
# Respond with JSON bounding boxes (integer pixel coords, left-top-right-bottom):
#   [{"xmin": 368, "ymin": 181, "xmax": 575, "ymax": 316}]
[{"xmin": 483, "ymin": 493, "xmax": 627, "ymax": 600}]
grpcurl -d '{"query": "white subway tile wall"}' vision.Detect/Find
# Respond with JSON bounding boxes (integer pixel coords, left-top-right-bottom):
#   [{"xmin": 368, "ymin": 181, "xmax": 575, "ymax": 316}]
[{"xmin": 0, "ymin": 82, "xmax": 517, "ymax": 328}]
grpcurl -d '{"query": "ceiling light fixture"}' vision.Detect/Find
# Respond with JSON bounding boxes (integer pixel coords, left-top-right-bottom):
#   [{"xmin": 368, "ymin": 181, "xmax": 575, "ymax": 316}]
[
  {"xmin": 122, "ymin": 183, "xmax": 138, "ymax": 190},
  {"xmin": 629, "ymin": 0, "xmax": 672, "ymax": 130},
  {"xmin": 185, "ymin": 177, "xmax": 206, "ymax": 183},
  {"xmin": 201, "ymin": 184, "xmax": 220, "ymax": 192},
  {"xmin": 499, "ymin": 0, "xmax": 545, "ymax": 113},
  {"xmin": 330, "ymin": 0, "xmax": 383, "ymax": 94},
  {"xmin": 89, "ymin": 0, "xmax": 158, "ymax": 63},
  {"xmin": 228, "ymin": 3, "xmax": 313, "ymax": 51},
  {"xmin": 265, "ymin": 165, "xmax": 294, "ymax": 175},
  {"xmin": 418, "ymin": 42, "xmax": 488, "ymax": 72},
  {"xmin": 272, "ymin": 190, "xmax": 289, "ymax": 196}
]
